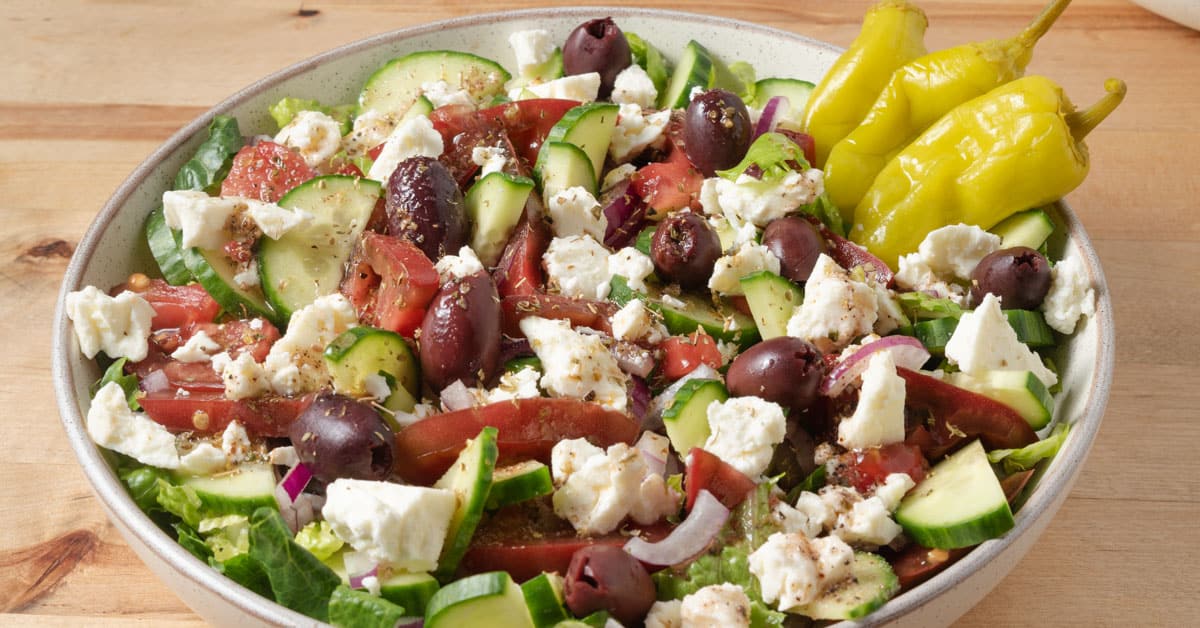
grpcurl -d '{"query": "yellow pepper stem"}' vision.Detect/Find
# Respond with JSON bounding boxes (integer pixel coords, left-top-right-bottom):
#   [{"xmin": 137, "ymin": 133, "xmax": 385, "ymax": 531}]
[
  {"xmin": 1018, "ymin": 0, "xmax": 1074, "ymax": 49},
  {"xmin": 1066, "ymin": 78, "xmax": 1127, "ymax": 144}
]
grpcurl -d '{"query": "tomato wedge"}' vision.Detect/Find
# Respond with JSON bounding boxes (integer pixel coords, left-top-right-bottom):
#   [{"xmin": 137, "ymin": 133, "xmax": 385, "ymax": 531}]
[
  {"xmin": 341, "ymin": 232, "xmax": 440, "ymax": 338},
  {"xmin": 220, "ymin": 141, "xmax": 314, "ymax": 202},
  {"xmin": 835, "ymin": 442, "xmax": 929, "ymax": 493},
  {"xmin": 500, "ymin": 294, "xmax": 618, "ymax": 337},
  {"xmin": 684, "ymin": 447, "xmax": 756, "ymax": 511},
  {"xmin": 431, "ymin": 99, "xmax": 580, "ymax": 167},
  {"xmin": 393, "ymin": 397, "xmax": 640, "ymax": 485},
  {"xmin": 660, "ymin": 330, "xmax": 723, "ymax": 381},
  {"xmin": 118, "ymin": 279, "xmax": 220, "ymax": 330},
  {"xmin": 129, "ymin": 318, "xmax": 281, "ymax": 391},
  {"xmin": 899, "ymin": 367, "xmax": 1037, "ymax": 460},
  {"xmin": 493, "ymin": 211, "xmax": 550, "ymax": 298},
  {"xmin": 140, "ymin": 390, "xmax": 310, "ymax": 437}
]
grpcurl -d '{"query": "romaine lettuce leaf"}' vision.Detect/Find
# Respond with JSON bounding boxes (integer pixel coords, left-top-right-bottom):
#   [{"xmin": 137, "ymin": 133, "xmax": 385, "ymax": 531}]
[
  {"xmin": 988, "ymin": 423, "xmax": 1070, "ymax": 474},
  {"xmin": 249, "ymin": 507, "xmax": 341, "ymax": 621},
  {"xmin": 91, "ymin": 358, "xmax": 140, "ymax": 410},
  {"xmin": 717, "ymin": 132, "xmax": 809, "ymax": 182},
  {"xmin": 327, "ymin": 585, "xmax": 408, "ymax": 628},
  {"xmin": 295, "ymin": 520, "xmax": 345, "ymax": 561},
  {"xmin": 173, "ymin": 115, "xmax": 243, "ymax": 194}
]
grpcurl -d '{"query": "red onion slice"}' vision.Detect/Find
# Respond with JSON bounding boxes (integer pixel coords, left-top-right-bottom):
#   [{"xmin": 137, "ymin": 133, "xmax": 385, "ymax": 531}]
[
  {"xmin": 629, "ymin": 376, "xmax": 652, "ymax": 425},
  {"xmin": 821, "ymin": 336, "xmax": 931, "ymax": 397},
  {"xmin": 440, "ymin": 380, "xmax": 477, "ymax": 411},
  {"xmin": 753, "ymin": 96, "xmax": 789, "ymax": 139},
  {"xmin": 602, "ymin": 180, "xmax": 647, "ymax": 250},
  {"xmin": 278, "ymin": 461, "xmax": 313, "ymax": 502},
  {"xmin": 624, "ymin": 489, "xmax": 730, "ymax": 567},
  {"xmin": 142, "ymin": 369, "xmax": 170, "ymax": 394},
  {"xmin": 635, "ymin": 432, "xmax": 668, "ymax": 477}
]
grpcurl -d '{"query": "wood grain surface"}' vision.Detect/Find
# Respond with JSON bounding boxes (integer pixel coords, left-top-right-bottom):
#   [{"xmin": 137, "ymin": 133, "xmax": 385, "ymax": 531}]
[{"xmin": 3, "ymin": 0, "xmax": 1197, "ymax": 625}]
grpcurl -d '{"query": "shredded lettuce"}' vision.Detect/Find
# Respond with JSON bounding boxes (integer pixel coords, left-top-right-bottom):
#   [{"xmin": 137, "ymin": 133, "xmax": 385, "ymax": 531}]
[
  {"xmin": 328, "ymin": 585, "xmax": 408, "ymax": 628},
  {"xmin": 988, "ymin": 423, "xmax": 1071, "ymax": 474},
  {"xmin": 249, "ymin": 507, "xmax": 342, "ymax": 621},
  {"xmin": 91, "ymin": 358, "xmax": 140, "ymax": 410},
  {"xmin": 717, "ymin": 132, "xmax": 809, "ymax": 182},
  {"xmin": 626, "ymin": 32, "xmax": 670, "ymax": 96},
  {"xmin": 294, "ymin": 520, "xmax": 345, "ymax": 561}
]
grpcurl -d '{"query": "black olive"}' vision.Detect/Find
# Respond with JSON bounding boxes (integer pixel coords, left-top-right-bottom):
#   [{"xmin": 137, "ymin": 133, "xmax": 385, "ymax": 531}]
[
  {"xmin": 563, "ymin": 545, "xmax": 656, "ymax": 625},
  {"xmin": 969, "ymin": 247, "xmax": 1052, "ymax": 309},
  {"xmin": 288, "ymin": 393, "xmax": 396, "ymax": 483},
  {"xmin": 726, "ymin": 336, "xmax": 825, "ymax": 411},
  {"xmin": 762, "ymin": 216, "xmax": 830, "ymax": 283},
  {"xmin": 562, "ymin": 18, "xmax": 632, "ymax": 98},
  {"xmin": 651, "ymin": 211, "xmax": 722, "ymax": 289},
  {"xmin": 683, "ymin": 89, "xmax": 753, "ymax": 176}
]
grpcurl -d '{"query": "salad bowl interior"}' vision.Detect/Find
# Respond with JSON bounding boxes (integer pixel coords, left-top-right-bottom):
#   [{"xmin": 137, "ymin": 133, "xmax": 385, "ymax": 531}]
[{"xmin": 52, "ymin": 7, "xmax": 1114, "ymax": 627}]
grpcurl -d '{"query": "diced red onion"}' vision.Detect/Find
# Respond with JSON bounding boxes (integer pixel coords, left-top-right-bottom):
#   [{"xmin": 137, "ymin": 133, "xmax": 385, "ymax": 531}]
[
  {"xmin": 348, "ymin": 564, "xmax": 379, "ymax": 590},
  {"xmin": 279, "ymin": 462, "xmax": 313, "ymax": 502},
  {"xmin": 602, "ymin": 180, "xmax": 647, "ymax": 250},
  {"xmin": 613, "ymin": 342, "xmax": 656, "ymax": 379},
  {"xmin": 635, "ymin": 432, "xmax": 667, "ymax": 478},
  {"xmin": 624, "ymin": 489, "xmax": 730, "ymax": 567},
  {"xmin": 343, "ymin": 550, "xmax": 378, "ymax": 589},
  {"xmin": 440, "ymin": 380, "xmax": 477, "ymax": 412},
  {"xmin": 753, "ymin": 96, "xmax": 789, "ymax": 139},
  {"xmin": 821, "ymin": 336, "xmax": 931, "ymax": 397},
  {"xmin": 142, "ymin": 370, "xmax": 169, "ymax": 393},
  {"xmin": 629, "ymin": 376, "xmax": 652, "ymax": 426}
]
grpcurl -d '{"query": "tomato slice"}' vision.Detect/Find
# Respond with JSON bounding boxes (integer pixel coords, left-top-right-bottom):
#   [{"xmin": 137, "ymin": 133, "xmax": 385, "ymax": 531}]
[
  {"xmin": 887, "ymin": 544, "xmax": 969, "ymax": 591},
  {"xmin": 631, "ymin": 148, "xmax": 703, "ymax": 217},
  {"xmin": 660, "ymin": 330, "xmax": 723, "ymax": 381},
  {"xmin": 835, "ymin": 442, "xmax": 929, "ymax": 493},
  {"xmin": 500, "ymin": 294, "xmax": 618, "ymax": 337},
  {"xmin": 431, "ymin": 99, "xmax": 580, "ymax": 167},
  {"xmin": 393, "ymin": 398, "xmax": 640, "ymax": 485},
  {"xmin": 493, "ymin": 210, "xmax": 550, "ymax": 298},
  {"xmin": 220, "ymin": 141, "xmax": 314, "ymax": 202},
  {"xmin": 684, "ymin": 447, "xmax": 756, "ymax": 511},
  {"xmin": 128, "ymin": 318, "xmax": 282, "ymax": 392},
  {"xmin": 118, "ymin": 279, "xmax": 220, "ymax": 330},
  {"xmin": 140, "ymin": 390, "xmax": 310, "ymax": 437},
  {"xmin": 899, "ymin": 367, "xmax": 1038, "ymax": 460},
  {"xmin": 340, "ymin": 233, "xmax": 440, "ymax": 338}
]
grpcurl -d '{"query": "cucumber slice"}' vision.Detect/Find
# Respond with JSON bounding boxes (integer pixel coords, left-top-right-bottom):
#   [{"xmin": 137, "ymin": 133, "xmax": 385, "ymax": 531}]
[
  {"xmin": 539, "ymin": 102, "xmax": 619, "ymax": 188},
  {"xmin": 948, "ymin": 371, "xmax": 1054, "ymax": 430},
  {"xmin": 359, "ymin": 51, "xmax": 510, "ymax": 120},
  {"xmin": 896, "ymin": 440, "xmax": 1014, "ymax": 549},
  {"xmin": 486, "ymin": 461, "xmax": 554, "ymax": 510},
  {"xmin": 424, "ymin": 571, "xmax": 534, "ymax": 628},
  {"xmin": 989, "ymin": 208, "xmax": 1056, "ymax": 250},
  {"xmin": 466, "ymin": 172, "xmax": 535, "ymax": 266},
  {"xmin": 324, "ymin": 326, "xmax": 420, "ymax": 413},
  {"xmin": 509, "ymin": 49, "xmax": 565, "ymax": 88},
  {"xmin": 145, "ymin": 207, "xmax": 193, "ymax": 285},
  {"xmin": 609, "ymin": 276, "xmax": 760, "ymax": 346},
  {"xmin": 258, "ymin": 175, "xmax": 380, "ymax": 322},
  {"xmin": 626, "ymin": 32, "xmax": 670, "ymax": 95},
  {"xmin": 433, "ymin": 427, "xmax": 499, "ymax": 580},
  {"xmin": 180, "ymin": 237, "xmax": 280, "ymax": 327},
  {"xmin": 659, "ymin": 40, "xmax": 715, "ymax": 110},
  {"xmin": 752, "ymin": 78, "xmax": 816, "ymax": 112},
  {"xmin": 503, "ymin": 356, "xmax": 543, "ymax": 374},
  {"xmin": 793, "ymin": 552, "xmax": 899, "ymax": 620},
  {"xmin": 521, "ymin": 572, "xmax": 570, "ymax": 628},
  {"xmin": 740, "ymin": 270, "xmax": 803, "ymax": 340},
  {"xmin": 662, "ymin": 379, "xmax": 728, "ymax": 456},
  {"xmin": 379, "ymin": 571, "xmax": 440, "ymax": 617},
  {"xmin": 901, "ymin": 309, "xmax": 1056, "ymax": 354},
  {"xmin": 401, "ymin": 95, "xmax": 435, "ymax": 123},
  {"xmin": 535, "ymin": 141, "xmax": 597, "ymax": 199},
  {"xmin": 174, "ymin": 463, "xmax": 277, "ymax": 517}
]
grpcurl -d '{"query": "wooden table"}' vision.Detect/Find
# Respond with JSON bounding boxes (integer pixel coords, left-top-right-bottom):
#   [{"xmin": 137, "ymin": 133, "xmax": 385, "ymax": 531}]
[{"xmin": 3, "ymin": 0, "xmax": 1196, "ymax": 624}]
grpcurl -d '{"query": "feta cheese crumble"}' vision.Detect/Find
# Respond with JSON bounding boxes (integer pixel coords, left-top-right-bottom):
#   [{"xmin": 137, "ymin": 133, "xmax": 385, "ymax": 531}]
[
  {"xmin": 611, "ymin": 64, "xmax": 658, "ymax": 109},
  {"xmin": 322, "ymin": 479, "xmax": 457, "ymax": 572},
  {"xmin": 421, "ymin": 80, "xmax": 474, "ymax": 109},
  {"xmin": 211, "ymin": 351, "xmax": 271, "ymax": 401},
  {"xmin": 508, "ymin": 29, "xmax": 557, "ymax": 78},
  {"xmin": 708, "ymin": 241, "xmax": 782, "ymax": 295},
  {"xmin": 945, "ymin": 292, "xmax": 1058, "ymax": 387},
  {"xmin": 543, "ymin": 234, "xmax": 613, "ymax": 300},
  {"xmin": 471, "ymin": 145, "xmax": 509, "ymax": 177},
  {"xmin": 274, "ymin": 110, "xmax": 342, "ymax": 169},
  {"xmin": 513, "ymin": 72, "xmax": 601, "ymax": 102},
  {"xmin": 162, "ymin": 190, "xmax": 309, "ymax": 248},
  {"xmin": 609, "ymin": 103, "xmax": 670, "ymax": 163},
  {"xmin": 171, "ymin": 330, "xmax": 221, "ymax": 363},
  {"xmin": 521, "ymin": 316, "xmax": 628, "ymax": 412},
  {"xmin": 434, "ymin": 245, "xmax": 485, "ymax": 284},
  {"xmin": 702, "ymin": 396, "xmax": 787, "ymax": 478},
  {"xmin": 546, "ymin": 186, "xmax": 607, "ymax": 241},
  {"xmin": 87, "ymin": 382, "xmax": 179, "ymax": 469},
  {"xmin": 367, "ymin": 115, "xmax": 444, "ymax": 184},
  {"xmin": 550, "ymin": 438, "xmax": 679, "ymax": 535},
  {"xmin": 894, "ymin": 224, "xmax": 1001, "ymax": 303},
  {"xmin": 65, "ymin": 286, "xmax": 155, "ymax": 361},
  {"xmin": 837, "ymin": 351, "xmax": 907, "ymax": 450},
  {"xmin": 611, "ymin": 299, "xmax": 667, "ymax": 344},
  {"xmin": 262, "ymin": 293, "xmax": 358, "ymax": 396},
  {"xmin": 702, "ymin": 169, "xmax": 824, "ymax": 228},
  {"xmin": 1041, "ymin": 254, "xmax": 1095, "ymax": 334},
  {"xmin": 679, "ymin": 583, "xmax": 752, "ymax": 627},
  {"xmin": 608, "ymin": 246, "xmax": 655, "ymax": 293},
  {"xmin": 748, "ymin": 532, "xmax": 854, "ymax": 610},
  {"xmin": 786, "ymin": 254, "xmax": 879, "ymax": 353}
]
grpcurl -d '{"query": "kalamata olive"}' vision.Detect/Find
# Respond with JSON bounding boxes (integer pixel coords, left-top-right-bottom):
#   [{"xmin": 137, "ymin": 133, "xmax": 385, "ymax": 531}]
[
  {"xmin": 287, "ymin": 393, "xmax": 396, "ymax": 483},
  {"xmin": 385, "ymin": 156, "xmax": 469, "ymax": 261},
  {"xmin": 969, "ymin": 246, "xmax": 1052, "ymax": 309},
  {"xmin": 651, "ymin": 211, "xmax": 722, "ymax": 289},
  {"xmin": 762, "ymin": 216, "xmax": 829, "ymax": 283},
  {"xmin": 564, "ymin": 545, "xmax": 656, "ymax": 625},
  {"xmin": 726, "ymin": 337, "xmax": 825, "ymax": 411},
  {"xmin": 683, "ymin": 89, "xmax": 753, "ymax": 176},
  {"xmin": 419, "ymin": 271, "xmax": 502, "ymax": 391},
  {"xmin": 562, "ymin": 18, "xmax": 631, "ymax": 99}
]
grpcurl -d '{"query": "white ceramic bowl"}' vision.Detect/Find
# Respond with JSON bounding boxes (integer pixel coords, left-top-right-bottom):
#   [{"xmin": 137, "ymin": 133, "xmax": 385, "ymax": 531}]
[{"xmin": 52, "ymin": 7, "xmax": 1114, "ymax": 627}]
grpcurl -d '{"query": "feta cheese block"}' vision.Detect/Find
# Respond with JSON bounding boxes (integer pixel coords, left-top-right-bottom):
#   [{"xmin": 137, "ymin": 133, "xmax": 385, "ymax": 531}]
[
  {"xmin": 65, "ymin": 286, "xmax": 155, "ymax": 361},
  {"xmin": 708, "ymin": 242, "xmax": 782, "ymax": 295},
  {"xmin": 945, "ymin": 293, "xmax": 1058, "ymax": 387},
  {"xmin": 262, "ymin": 293, "xmax": 358, "ymax": 396},
  {"xmin": 786, "ymin": 254, "xmax": 878, "ymax": 353},
  {"xmin": 704, "ymin": 169, "xmax": 824, "ymax": 228},
  {"xmin": 512, "ymin": 72, "xmax": 601, "ymax": 102},
  {"xmin": 211, "ymin": 351, "xmax": 271, "ymax": 401},
  {"xmin": 170, "ymin": 330, "xmax": 221, "ymax": 363},
  {"xmin": 550, "ymin": 438, "xmax": 678, "ymax": 535},
  {"xmin": 274, "ymin": 110, "xmax": 343, "ymax": 169},
  {"xmin": 367, "ymin": 115, "xmax": 444, "ymax": 183},
  {"xmin": 680, "ymin": 583, "xmax": 752, "ymax": 627},
  {"xmin": 611, "ymin": 299, "xmax": 667, "ymax": 344},
  {"xmin": 521, "ymin": 316, "xmax": 628, "ymax": 412},
  {"xmin": 545, "ymin": 186, "xmax": 606, "ymax": 241},
  {"xmin": 1041, "ymin": 254, "xmax": 1095, "ymax": 334},
  {"xmin": 893, "ymin": 224, "xmax": 1001, "ymax": 304},
  {"xmin": 542, "ymin": 234, "xmax": 613, "ymax": 300},
  {"xmin": 608, "ymin": 247, "xmax": 655, "ymax": 293},
  {"xmin": 702, "ymin": 395, "xmax": 787, "ymax": 478},
  {"xmin": 610, "ymin": 64, "xmax": 658, "ymax": 109},
  {"xmin": 508, "ymin": 29, "xmax": 557, "ymax": 77},
  {"xmin": 322, "ymin": 479, "xmax": 457, "ymax": 572},
  {"xmin": 609, "ymin": 103, "xmax": 670, "ymax": 163},
  {"xmin": 87, "ymin": 382, "xmax": 180, "ymax": 469},
  {"xmin": 837, "ymin": 351, "xmax": 906, "ymax": 450}
]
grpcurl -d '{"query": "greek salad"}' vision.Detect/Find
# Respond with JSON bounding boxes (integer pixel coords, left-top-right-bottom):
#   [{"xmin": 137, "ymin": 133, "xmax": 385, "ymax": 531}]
[{"xmin": 67, "ymin": 6, "xmax": 1107, "ymax": 627}]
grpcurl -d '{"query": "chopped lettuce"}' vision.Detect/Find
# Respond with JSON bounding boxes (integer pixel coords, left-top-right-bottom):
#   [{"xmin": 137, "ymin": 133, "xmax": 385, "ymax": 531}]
[
  {"xmin": 91, "ymin": 358, "xmax": 140, "ymax": 410},
  {"xmin": 725, "ymin": 482, "xmax": 783, "ymax": 550},
  {"xmin": 199, "ymin": 515, "xmax": 251, "ymax": 562},
  {"xmin": 328, "ymin": 585, "xmax": 408, "ymax": 628},
  {"xmin": 787, "ymin": 465, "xmax": 827, "ymax": 503},
  {"xmin": 897, "ymin": 291, "xmax": 964, "ymax": 322},
  {"xmin": 211, "ymin": 553, "xmax": 273, "ymax": 599},
  {"xmin": 175, "ymin": 522, "xmax": 213, "ymax": 561},
  {"xmin": 249, "ymin": 507, "xmax": 342, "ymax": 621},
  {"xmin": 728, "ymin": 61, "xmax": 758, "ymax": 103},
  {"xmin": 717, "ymin": 132, "xmax": 809, "ymax": 182},
  {"xmin": 988, "ymin": 423, "xmax": 1071, "ymax": 474},
  {"xmin": 653, "ymin": 545, "xmax": 785, "ymax": 627},
  {"xmin": 268, "ymin": 97, "xmax": 356, "ymax": 135},
  {"xmin": 295, "ymin": 520, "xmax": 345, "ymax": 561},
  {"xmin": 156, "ymin": 480, "xmax": 204, "ymax": 528},
  {"xmin": 625, "ymin": 32, "xmax": 670, "ymax": 95},
  {"xmin": 173, "ymin": 115, "xmax": 243, "ymax": 194},
  {"xmin": 120, "ymin": 466, "xmax": 168, "ymax": 512}
]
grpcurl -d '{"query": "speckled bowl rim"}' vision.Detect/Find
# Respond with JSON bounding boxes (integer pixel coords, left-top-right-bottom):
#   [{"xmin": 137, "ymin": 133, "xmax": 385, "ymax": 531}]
[{"xmin": 52, "ymin": 6, "xmax": 1115, "ymax": 627}]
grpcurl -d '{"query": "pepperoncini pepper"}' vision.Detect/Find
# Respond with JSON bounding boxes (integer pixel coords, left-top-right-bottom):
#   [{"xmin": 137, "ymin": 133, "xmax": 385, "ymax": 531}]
[
  {"xmin": 801, "ymin": 1, "xmax": 928, "ymax": 169},
  {"xmin": 824, "ymin": 0, "xmax": 1073, "ymax": 217},
  {"xmin": 850, "ymin": 76, "xmax": 1127, "ymax": 269}
]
